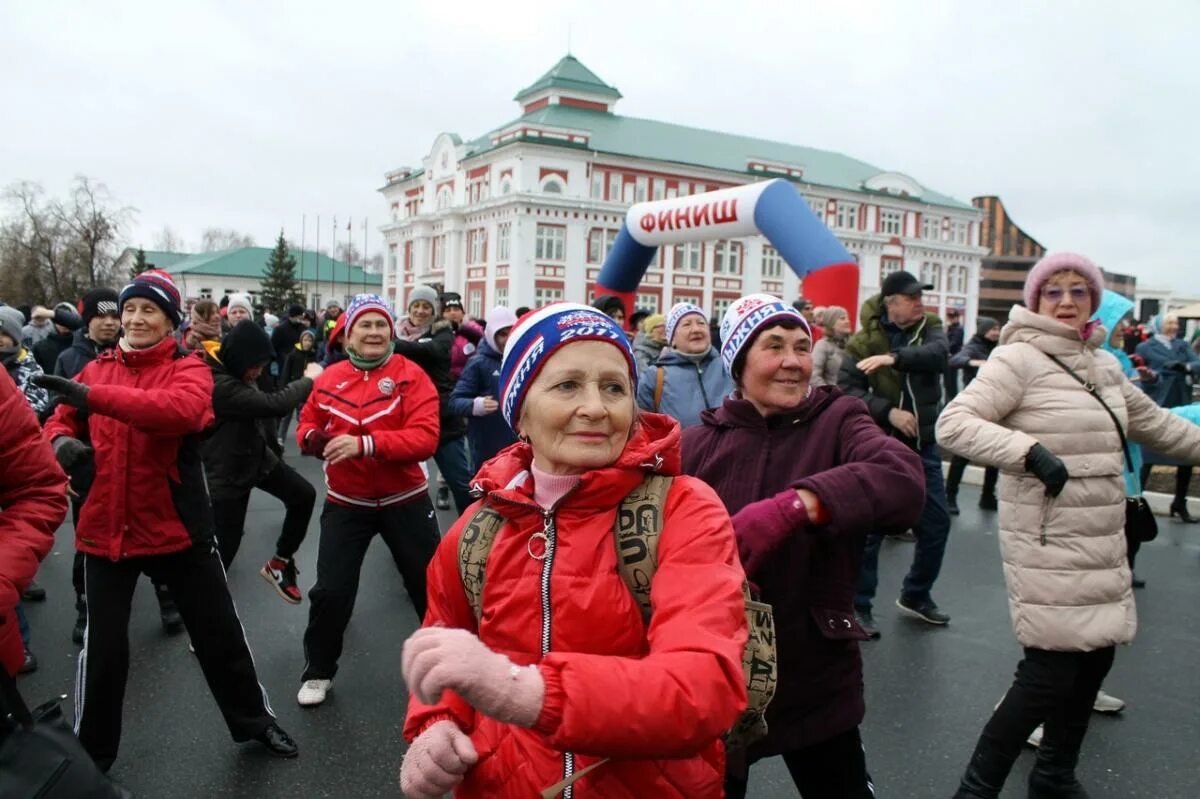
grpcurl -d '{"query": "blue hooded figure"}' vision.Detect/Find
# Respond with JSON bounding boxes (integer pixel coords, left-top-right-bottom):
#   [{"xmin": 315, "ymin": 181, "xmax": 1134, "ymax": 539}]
[{"xmin": 1090, "ymin": 290, "xmax": 1145, "ymax": 496}]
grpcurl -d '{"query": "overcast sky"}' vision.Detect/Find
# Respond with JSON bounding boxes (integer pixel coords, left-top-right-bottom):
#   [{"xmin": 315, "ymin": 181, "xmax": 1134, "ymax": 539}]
[{"xmin": 2, "ymin": 1, "xmax": 1196, "ymax": 291}]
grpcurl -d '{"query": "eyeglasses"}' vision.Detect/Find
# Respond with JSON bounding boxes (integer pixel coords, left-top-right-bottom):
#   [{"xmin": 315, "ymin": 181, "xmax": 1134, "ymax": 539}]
[{"xmin": 1040, "ymin": 285, "xmax": 1089, "ymax": 303}]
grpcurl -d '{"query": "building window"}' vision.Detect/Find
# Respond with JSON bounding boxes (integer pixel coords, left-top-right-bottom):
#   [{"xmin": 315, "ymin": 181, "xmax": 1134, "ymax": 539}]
[
  {"xmin": 496, "ymin": 222, "xmax": 511, "ymax": 262},
  {"xmin": 430, "ymin": 235, "xmax": 446, "ymax": 271},
  {"xmin": 807, "ymin": 198, "xmax": 825, "ymax": 222},
  {"xmin": 534, "ymin": 286, "xmax": 564, "ymax": 307},
  {"xmin": 607, "ymin": 172, "xmax": 621, "ymax": 202},
  {"xmin": 587, "ymin": 228, "xmax": 619, "ymax": 264},
  {"xmin": 499, "ymin": 179, "xmax": 512, "ymax": 195},
  {"xmin": 947, "ymin": 264, "xmax": 969, "ymax": 294},
  {"xmin": 388, "ymin": 250, "xmax": 398, "ymax": 274},
  {"xmin": 920, "ymin": 261, "xmax": 942, "ymax": 291},
  {"xmin": 636, "ymin": 293, "xmax": 660, "ymax": 313},
  {"xmin": 622, "ymin": 181, "xmax": 635, "ymax": 204},
  {"xmin": 535, "ymin": 224, "xmax": 565, "ymax": 261},
  {"xmin": 635, "ymin": 176, "xmax": 648, "ymax": 203},
  {"xmin": 761, "ymin": 245, "xmax": 783, "ymax": 279},
  {"xmin": 922, "ymin": 215, "xmax": 942, "ymax": 240},
  {"xmin": 673, "ymin": 293, "xmax": 702, "ymax": 308},
  {"xmin": 495, "ymin": 285, "xmax": 508, "ymax": 307},
  {"xmin": 712, "ymin": 296, "xmax": 734, "ymax": 321},
  {"xmin": 673, "ymin": 241, "xmax": 703, "ymax": 272},
  {"xmin": 199, "ymin": 287, "xmax": 213, "ymax": 299},
  {"xmin": 836, "ymin": 202, "xmax": 858, "ymax": 230},
  {"xmin": 468, "ymin": 288, "xmax": 483, "ymax": 319},
  {"xmin": 467, "ymin": 228, "xmax": 487, "ymax": 264},
  {"xmin": 880, "ymin": 209, "xmax": 903, "ymax": 236},
  {"xmin": 880, "ymin": 256, "xmax": 903, "ymax": 281},
  {"xmin": 542, "ymin": 179, "xmax": 563, "ymax": 194},
  {"xmin": 951, "ymin": 220, "xmax": 968, "ymax": 245},
  {"xmin": 591, "ymin": 171, "xmax": 603, "ymax": 199},
  {"xmin": 436, "ymin": 187, "xmax": 452, "ymax": 210},
  {"xmin": 713, "ymin": 241, "xmax": 743, "ymax": 275},
  {"xmin": 651, "ymin": 178, "xmax": 664, "ymax": 201}
]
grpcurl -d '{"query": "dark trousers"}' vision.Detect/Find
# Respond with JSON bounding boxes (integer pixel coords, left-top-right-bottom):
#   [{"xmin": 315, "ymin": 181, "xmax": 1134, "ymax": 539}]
[
  {"xmin": 434, "ymin": 437, "xmax": 473, "ymax": 516},
  {"xmin": 1140, "ymin": 462, "xmax": 1193, "ymax": 506},
  {"xmin": 211, "ymin": 460, "xmax": 316, "ymax": 569},
  {"xmin": 946, "ymin": 455, "xmax": 998, "ymax": 501},
  {"xmin": 301, "ymin": 497, "xmax": 440, "ymax": 681},
  {"xmin": 956, "ymin": 646, "xmax": 1115, "ymax": 795},
  {"xmin": 856, "ymin": 442, "xmax": 952, "ymax": 609},
  {"xmin": 77, "ymin": 546, "xmax": 276, "ymax": 771},
  {"xmin": 724, "ymin": 727, "xmax": 875, "ymax": 799}
]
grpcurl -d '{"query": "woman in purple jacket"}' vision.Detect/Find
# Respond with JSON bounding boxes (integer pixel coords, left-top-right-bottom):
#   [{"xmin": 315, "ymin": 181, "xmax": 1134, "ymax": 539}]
[{"xmin": 682, "ymin": 294, "xmax": 925, "ymax": 799}]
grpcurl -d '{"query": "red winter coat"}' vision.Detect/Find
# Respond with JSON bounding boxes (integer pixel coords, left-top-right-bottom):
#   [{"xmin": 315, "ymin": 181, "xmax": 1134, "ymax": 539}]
[
  {"xmin": 296, "ymin": 354, "xmax": 439, "ymax": 507},
  {"xmin": 43, "ymin": 337, "xmax": 215, "ymax": 560},
  {"xmin": 0, "ymin": 375, "xmax": 67, "ymax": 675},
  {"xmin": 404, "ymin": 413, "xmax": 747, "ymax": 798}
]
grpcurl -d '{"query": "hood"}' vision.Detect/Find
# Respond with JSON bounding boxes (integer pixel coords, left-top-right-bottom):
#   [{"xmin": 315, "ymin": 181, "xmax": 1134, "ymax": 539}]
[
  {"xmin": 1091, "ymin": 290, "xmax": 1134, "ymax": 356},
  {"xmin": 634, "ymin": 335, "xmax": 665, "ymax": 355},
  {"xmin": 484, "ymin": 306, "xmax": 518, "ymax": 353},
  {"xmin": 217, "ymin": 320, "xmax": 274, "ymax": 379},
  {"xmin": 1001, "ymin": 304, "xmax": 1106, "ymax": 352},
  {"xmin": 702, "ymin": 384, "xmax": 843, "ymax": 430},
  {"xmin": 474, "ymin": 338, "xmax": 502, "ymax": 361},
  {"xmin": 857, "ymin": 293, "xmax": 884, "ymax": 332},
  {"xmin": 469, "ymin": 411, "xmax": 682, "ymax": 512},
  {"xmin": 655, "ymin": 346, "xmax": 719, "ymax": 367}
]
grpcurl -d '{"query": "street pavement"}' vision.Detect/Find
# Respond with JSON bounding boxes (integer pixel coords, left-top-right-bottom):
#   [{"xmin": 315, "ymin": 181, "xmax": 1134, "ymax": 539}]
[{"xmin": 15, "ymin": 445, "xmax": 1200, "ymax": 798}]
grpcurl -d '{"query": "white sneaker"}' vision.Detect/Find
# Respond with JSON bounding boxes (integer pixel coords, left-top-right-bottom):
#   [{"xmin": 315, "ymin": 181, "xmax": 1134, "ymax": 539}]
[
  {"xmin": 1026, "ymin": 723, "xmax": 1043, "ymax": 748},
  {"xmin": 1092, "ymin": 689, "xmax": 1126, "ymax": 714},
  {"xmin": 297, "ymin": 679, "xmax": 331, "ymax": 707}
]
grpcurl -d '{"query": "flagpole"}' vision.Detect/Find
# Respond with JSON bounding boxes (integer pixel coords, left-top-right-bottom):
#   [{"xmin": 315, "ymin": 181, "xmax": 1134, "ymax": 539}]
[
  {"xmin": 363, "ymin": 216, "xmax": 368, "ymax": 294},
  {"xmin": 315, "ymin": 215, "xmax": 321, "ymax": 310},
  {"xmin": 300, "ymin": 214, "xmax": 306, "ymax": 304},
  {"xmin": 331, "ymin": 216, "xmax": 338, "ymax": 309}
]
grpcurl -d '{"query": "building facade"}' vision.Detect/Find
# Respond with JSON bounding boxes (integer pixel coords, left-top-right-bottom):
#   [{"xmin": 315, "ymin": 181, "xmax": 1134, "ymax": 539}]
[{"xmin": 380, "ymin": 56, "xmax": 987, "ymax": 327}]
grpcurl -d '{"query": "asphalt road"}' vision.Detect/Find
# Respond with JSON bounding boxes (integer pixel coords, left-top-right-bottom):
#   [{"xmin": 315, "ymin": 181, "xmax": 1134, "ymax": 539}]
[{"xmin": 15, "ymin": 447, "xmax": 1200, "ymax": 798}]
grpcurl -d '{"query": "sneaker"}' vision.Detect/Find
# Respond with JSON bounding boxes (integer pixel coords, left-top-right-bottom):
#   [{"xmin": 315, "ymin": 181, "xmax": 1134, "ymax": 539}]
[
  {"xmin": 435, "ymin": 485, "xmax": 451, "ymax": 511},
  {"xmin": 1026, "ymin": 723, "xmax": 1043, "ymax": 748},
  {"xmin": 1092, "ymin": 690, "xmax": 1125, "ymax": 714},
  {"xmin": 978, "ymin": 494, "xmax": 998, "ymax": 511},
  {"xmin": 156, "ymin": 585, "xmax": 184, "ymax": 635},
  {"xmin": 297, "ymin": 679, "xmax": 331, "ymax": 707},
  {"xmin": 260, "ymin": 558, "xmax": 302, "ymax": 604},
  {"xmin": 19, "ymin": 648, "xmax": 37, "ymax": 674},
  {"xmin": 253, "ymin": 722, "xmax": 299, "ymax": 758},
  {"xmin": 896, "ymin": 596, "xmax": 951, "ymax": 625},
  {"xmin": 21, "ymin": 580, "xmax": 46, "ymax": 602},
  {"xmin": 854, "ymin": 608, "xmax": 881, "ymax": 640},
  {"xmin": 947, "ymin": 496, "xmax": 961, "ymax": 516}
]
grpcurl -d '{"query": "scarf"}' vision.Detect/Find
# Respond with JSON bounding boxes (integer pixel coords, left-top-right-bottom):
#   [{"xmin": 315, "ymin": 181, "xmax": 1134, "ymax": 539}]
[
  {"xmin": 347, "ymin": 346, "xmax": 391, "ymax": 371},
  {"xmin": 396, "ymin": 317, "xmax": 429, "ymax": 343}
]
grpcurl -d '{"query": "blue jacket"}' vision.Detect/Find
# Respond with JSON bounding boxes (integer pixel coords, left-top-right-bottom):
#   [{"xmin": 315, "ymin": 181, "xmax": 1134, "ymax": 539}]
[
  {"xmin": 636, "ymin": 347, "xmax": 733, "ymax": 429},
  {"xmin": 1135, "ymin": 334, "xmax": 1200, "ymax": 409},
  {"xmin": 1091, "ymin": 290, "xmax": 1145, "ymax": 494},
  {"xmin": 448, "ymin": 339, "xmax": 517, "ymax": 467}
]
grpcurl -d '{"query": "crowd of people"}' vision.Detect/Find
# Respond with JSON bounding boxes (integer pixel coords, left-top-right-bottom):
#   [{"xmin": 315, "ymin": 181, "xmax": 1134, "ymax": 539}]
[{"xmin": 2, "ymin": 251, "xmax": 1200, "ymax": 798}]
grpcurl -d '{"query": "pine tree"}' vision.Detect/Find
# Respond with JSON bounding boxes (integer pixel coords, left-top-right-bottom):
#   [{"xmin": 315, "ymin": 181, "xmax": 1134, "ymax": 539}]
[
  {"xmin": 130, "ymin": 248, "xmax": 148, "ymax": 278},
  {"xmin": 261, "ymin": 231, "xmax": 302, "ymax": 312}
]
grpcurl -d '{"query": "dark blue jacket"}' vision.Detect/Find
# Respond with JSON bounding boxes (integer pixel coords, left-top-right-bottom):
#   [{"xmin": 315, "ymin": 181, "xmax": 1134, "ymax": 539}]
[
  {"xmin": 448, "ymin": 339, "xmax": 517, "ymax": 468},
  {"xmin": 1135, "ymin": 336, "xmax": 1200, "ymax": 408}
]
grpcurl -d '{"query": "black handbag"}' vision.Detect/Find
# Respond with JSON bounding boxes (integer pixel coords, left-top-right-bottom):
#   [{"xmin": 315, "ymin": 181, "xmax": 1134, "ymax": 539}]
[
  {"xmin": 0, "ymin": 669, "xmax": 133, "ymax": 798},
  {"xmin": 1046, "ymin": 354, "xmax": 1158, "ymax": 543}
]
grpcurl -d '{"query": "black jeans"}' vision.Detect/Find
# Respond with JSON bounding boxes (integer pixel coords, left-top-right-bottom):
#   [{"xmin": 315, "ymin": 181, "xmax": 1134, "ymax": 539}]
[
  {"xmin": 77, "ymin": 546, "xmax": 276, "ymax": 771},
  {"xmin": 301, "ymin": 497, "xmax": 440, "ymax": 681},
  {"xmin": 211, "ymin": 460, "xmax": 316, "ymax": 569},
  {"xmin": 946, "ymin": 455, "xmax": 999, "ymax": 501},
  {"xmin": 956, "ymin": 646, "xmax": 1115, "ymax": 795},
  {"xmin": 724, "ymin": 727, "xmax": 875, "ymax": 799}
]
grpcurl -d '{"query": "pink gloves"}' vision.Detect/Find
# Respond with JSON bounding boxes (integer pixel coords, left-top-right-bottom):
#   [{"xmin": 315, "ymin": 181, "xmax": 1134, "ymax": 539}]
[
  {"xmin": 399, "ymin": 720, "xmax": 478, "ymax": 799},
  {"xmin": 402, "ymin": 627, "xmax": 545, "ymax": 728}
]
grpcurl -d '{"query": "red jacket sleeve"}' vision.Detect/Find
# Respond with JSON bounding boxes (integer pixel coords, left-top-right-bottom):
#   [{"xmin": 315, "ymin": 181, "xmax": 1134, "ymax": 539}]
[
  {"xmin": 533, "ymin": 477, "xmax": 748, "ymax": 758},
  {"xmin": 86, "ymin": 356, "xmax": 214, "ymax": 435},
  {"xmin": 0, "ymin": 376, "xmax": 67, "ymax": 613},
  {"xmin": 403, "ymin": 508, "xmax": 482, "ymax": 742},
  {"xmin": 365, "ymin": 364, "xmax": 440, "ymax": 463}
]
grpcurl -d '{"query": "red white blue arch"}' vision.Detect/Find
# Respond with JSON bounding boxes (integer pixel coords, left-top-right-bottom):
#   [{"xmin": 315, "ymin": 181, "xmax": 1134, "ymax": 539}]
[{"xmin": 596, "ymin": 178, "xmax": 859, "ymax": 325}]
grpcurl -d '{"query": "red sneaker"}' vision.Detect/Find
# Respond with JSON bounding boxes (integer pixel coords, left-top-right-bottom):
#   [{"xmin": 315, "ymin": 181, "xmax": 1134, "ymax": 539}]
[{"xmin": 260, "ymin": 558, "xmax": 302, "ymax": 604}]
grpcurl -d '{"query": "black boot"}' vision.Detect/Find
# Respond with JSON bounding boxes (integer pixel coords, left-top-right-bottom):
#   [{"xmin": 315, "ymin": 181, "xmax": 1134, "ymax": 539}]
[
  {"xmin": 155, "ymin": 583, "xmax": 184, "ymax": 635},
  {"xmin": 953, "ymin": 744, "xmax": 1007, "ymax": 798},
  {"xmin": 72, "ymin": 596, "xmax": 88, "ymax": 645},
  {"xmin": 979, "ymin": 493, "xmax": 998, "ymax": 511},
  {"xmin": 947, "ymin": 494, "xmax": 960, "ymax": 516},
  {"xmin": 1028, "ymin": 709, "xmax": 1092, "ymax": 798},
  {"xmin": 1169, "ymin": 500, "xmax": 1199, "ymax": 524}
]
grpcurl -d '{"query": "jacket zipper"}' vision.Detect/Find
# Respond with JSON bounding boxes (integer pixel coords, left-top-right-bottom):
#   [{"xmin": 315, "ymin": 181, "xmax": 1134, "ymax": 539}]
[{"xmin": 539, "ymin": 508, "xmax": 576, "ymax": 797}]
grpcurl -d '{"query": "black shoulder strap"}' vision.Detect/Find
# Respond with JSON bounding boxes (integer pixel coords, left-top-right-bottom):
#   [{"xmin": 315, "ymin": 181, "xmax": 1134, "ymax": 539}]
[{"xmin": 1043, "ymin": 353, "xmax": 1135, "ymax": 474}]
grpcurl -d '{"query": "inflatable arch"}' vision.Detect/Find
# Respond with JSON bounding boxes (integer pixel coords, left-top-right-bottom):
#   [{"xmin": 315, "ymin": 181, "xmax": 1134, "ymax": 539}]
[{"xmin": 596, "ymin": 178, "xmax": 860, "ymax": 327}]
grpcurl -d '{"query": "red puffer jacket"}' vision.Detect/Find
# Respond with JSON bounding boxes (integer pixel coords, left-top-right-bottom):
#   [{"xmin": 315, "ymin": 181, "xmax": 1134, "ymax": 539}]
[
  {"xmin": 0, "ymin": 375, "xmax": 67, "ymax": 675},
  {"xmin": 296, "ymin": 354, "xmax": 439, "ymax": 507},
  {"xmin": 44, "ymin": 337, "xmax": 215, "ymax": 559},
  {"xmin": 404, "ymin": 413, "xmax": 747, "ymax": 799}
]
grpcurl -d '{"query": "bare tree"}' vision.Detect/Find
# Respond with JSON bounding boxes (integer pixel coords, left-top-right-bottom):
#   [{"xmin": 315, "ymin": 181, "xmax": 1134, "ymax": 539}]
[
  {"xmin": 2, "ymin": 181, "xmax": 73, "ymax": 300},
  {"xmin": 154, "ymin": 225, "xmax": 187, "ymax": 252},
  {"xmin": 200, "ymin": 227, "xmax": 255, "ymax": 252},
  {"xmin": 335, "ymin": 241, "xmax": 361, "ymax": 265},
  {"xmin": 54, "ymin": 175, "xmax": 134, "ymax": 287}
]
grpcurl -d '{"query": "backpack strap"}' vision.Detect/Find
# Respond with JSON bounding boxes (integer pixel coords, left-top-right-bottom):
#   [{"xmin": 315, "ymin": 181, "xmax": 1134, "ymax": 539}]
[
  {"xmin": 653, "ymin": 366, "xmax": 665, "ymax": 412},
  {"xmin": 457, "ymin": 504, "xmax": 507, "ymax": 626},
  {"xmin": 613, "ymin": 473, "xmax": 674, "ymax": 625}
]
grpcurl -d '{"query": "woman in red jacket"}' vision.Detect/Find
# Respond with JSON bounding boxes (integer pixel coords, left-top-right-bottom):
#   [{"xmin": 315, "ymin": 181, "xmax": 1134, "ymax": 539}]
[
  {"xmin": 399, "ymin": 303, "xmax": 747, "ymax": 799},
  {"xmin": 295, "ymin": 294, "xmax": 442, "ymax": 708},
  {"xmin": 681, "ymin": 294, "xmax": 924, "ymax": 799},
  {"xmin": 37, "ymin": 270, "xmax": 297, "ymax": 771}
]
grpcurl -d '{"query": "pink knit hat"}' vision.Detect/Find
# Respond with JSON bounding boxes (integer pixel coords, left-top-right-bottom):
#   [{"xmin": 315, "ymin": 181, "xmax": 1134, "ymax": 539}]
[{"xmin": 1023, "ymin": 252, "xmax": 1104, "ymax": 310}]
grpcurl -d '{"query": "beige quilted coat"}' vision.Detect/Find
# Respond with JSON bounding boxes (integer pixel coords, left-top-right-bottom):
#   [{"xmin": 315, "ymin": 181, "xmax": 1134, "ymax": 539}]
[{"xmin": 936, "ymin": 306, "xmax": 1200, "ymax": 651}]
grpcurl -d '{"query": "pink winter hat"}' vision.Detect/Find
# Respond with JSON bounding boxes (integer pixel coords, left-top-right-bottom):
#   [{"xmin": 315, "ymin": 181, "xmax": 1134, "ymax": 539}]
[{"xmin": 1024, "ymin": 252, "xmax": 1104, "ymax": 310}]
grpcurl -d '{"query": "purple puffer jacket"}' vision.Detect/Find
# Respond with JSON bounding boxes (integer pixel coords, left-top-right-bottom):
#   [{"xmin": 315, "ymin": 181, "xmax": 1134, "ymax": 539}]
[
  {"xmin": 449, "ymin": 320, "xmax": 484, "ymax": 382},
  {"xmin": 681, "ymin": 386, "xmax": 924, "ymax": 755}
]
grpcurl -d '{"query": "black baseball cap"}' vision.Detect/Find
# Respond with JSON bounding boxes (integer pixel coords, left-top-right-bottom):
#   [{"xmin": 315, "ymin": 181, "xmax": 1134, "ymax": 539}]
[{"xmin": 881, "ymin": 270, "xmax": 933, "ymax": 298}]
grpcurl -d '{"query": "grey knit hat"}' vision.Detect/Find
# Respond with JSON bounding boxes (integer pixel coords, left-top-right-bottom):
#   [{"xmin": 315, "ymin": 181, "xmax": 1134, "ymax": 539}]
[
  {"xmin": 0, "ymin": 305, "xmax": 26, "ymax": 345},
  {"xmin": 407, "ymin": 285, "xmax": 440, "ymax": 315}
]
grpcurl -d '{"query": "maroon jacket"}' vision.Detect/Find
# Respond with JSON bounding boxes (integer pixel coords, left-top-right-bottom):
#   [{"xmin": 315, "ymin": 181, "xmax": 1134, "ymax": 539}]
[{"xmin": 681, "ymin": 386, "xmax": 924, "ymax": 755}]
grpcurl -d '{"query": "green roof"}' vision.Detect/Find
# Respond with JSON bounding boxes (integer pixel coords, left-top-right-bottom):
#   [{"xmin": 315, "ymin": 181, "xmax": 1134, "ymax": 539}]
[
  {"xmin": 140, "ymin": 250, "xmax": 191, "ymax": 270},
  {"xmin": 514, "ymin": 55, "xmax": 621, "ymax": 102},
  {"xmin": 459, "ymin": 103, "xmax": 971, "ymax": 209},
  {"xmin": 166, "ymin": 247, "xmax": 381, "ymax": 285}
]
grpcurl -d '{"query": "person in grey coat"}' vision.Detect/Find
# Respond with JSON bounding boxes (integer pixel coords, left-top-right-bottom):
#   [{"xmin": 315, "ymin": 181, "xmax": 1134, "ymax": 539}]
[{"xmin": 636, "ymin": 303, "xmax": 733, "ymax": 428}]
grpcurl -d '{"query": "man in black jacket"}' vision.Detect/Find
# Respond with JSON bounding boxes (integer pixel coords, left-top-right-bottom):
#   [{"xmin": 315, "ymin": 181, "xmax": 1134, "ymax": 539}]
[
  {"xmin": 945, "ymin": 317, "xmax": 1001, "ymax": 514},
  {"xmin": 32, "ymin": 302, "xmax": 82, "ymax": 373},
  {"xmin": 839, "ymin": 271, "xmax": 952, "ymax": 636},
  {"xmin": 202, "ymin": 320, "xmax": 320, "ymax": 603},
  {"xmin": 270, "ymin": 304, "xmax": 307, "ymax": 376}
]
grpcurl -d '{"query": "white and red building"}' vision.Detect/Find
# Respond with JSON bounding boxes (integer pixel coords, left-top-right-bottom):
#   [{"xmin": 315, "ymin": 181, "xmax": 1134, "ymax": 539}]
[{"xmin": 379, "ymin": 55, "xmax": 987, "ymax": 326}]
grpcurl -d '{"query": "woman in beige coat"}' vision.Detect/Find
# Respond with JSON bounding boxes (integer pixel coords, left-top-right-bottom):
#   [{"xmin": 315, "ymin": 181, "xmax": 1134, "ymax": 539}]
[{"xmin": 937, "ymin": 252, "xmax": 1200, "ymax": 799}]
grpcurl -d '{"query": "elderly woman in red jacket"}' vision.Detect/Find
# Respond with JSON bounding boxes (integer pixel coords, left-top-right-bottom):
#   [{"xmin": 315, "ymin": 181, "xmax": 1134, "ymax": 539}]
[
  {"xmin": 682, "ymin": 294, "xmax": 924, "ymax": 799},
  {"xmin": 37, "ymin": 270, "xmax": 297, "ymax": 771},
  {"xmin": 399, "ymin": 303, "xmax": 747, "ymax": 799}
]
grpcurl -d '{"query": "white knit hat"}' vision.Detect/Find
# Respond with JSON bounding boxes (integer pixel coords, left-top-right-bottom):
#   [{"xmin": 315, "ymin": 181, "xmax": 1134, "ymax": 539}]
[
  {"xmin": 227, "ymin": 293, "xmax": 254, "ymax": 316},
  {"xmin": 665, "ymin": 302, "xmax": 707, "ymax": 346},
  {"xmin": 719, "ymin": 293, "xmax": 811, "ymax": 376}
]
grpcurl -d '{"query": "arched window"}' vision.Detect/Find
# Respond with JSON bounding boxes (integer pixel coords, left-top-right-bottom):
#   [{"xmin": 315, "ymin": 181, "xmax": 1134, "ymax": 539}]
[
  {"xmin": 500, "ymin": 179, "xmax": 513, "ymax": 195},
  {"xmin": 436, "ymin": 187, "xmax": 452, "ymax": 210},
  {"xmin": 542, "ymin": 179, "xmax": 563, "ymax": 194}
]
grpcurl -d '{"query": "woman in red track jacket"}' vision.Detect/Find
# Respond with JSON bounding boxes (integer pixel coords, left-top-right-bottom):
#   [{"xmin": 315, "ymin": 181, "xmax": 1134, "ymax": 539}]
[{"xmin": 295, "ymin": 294, "xmax": 442, "ymax": 709}]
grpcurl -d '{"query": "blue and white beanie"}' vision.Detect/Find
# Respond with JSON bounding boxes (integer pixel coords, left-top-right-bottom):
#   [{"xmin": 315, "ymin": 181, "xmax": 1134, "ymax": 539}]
[
  {"xmin": 499, "ymin": 302, "xmax": 637, "ymax": 431},
  {"xmin": 719, "ymin": 293, "xmax": 811, "ymax": 375},
  {"xmin": 345, "ymin": 293, "xmax": 395, "ymax": 338},
  {"xmin": 665, "ymin": 302, "xmax": 707, "ymax": 346}
]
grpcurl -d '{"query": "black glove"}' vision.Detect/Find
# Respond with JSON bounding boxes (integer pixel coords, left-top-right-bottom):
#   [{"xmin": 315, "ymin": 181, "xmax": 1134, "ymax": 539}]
[
  {"xmin": 33, "ymin": 374, "xmax": 90, "ymax": 409},
  {"xmin": 1165, "ymin": 361, "xmax": 1189, "ymax": 374},
  {"xmin": 1025, "ymin": 443, "xmax": 1068, "ymax": 498},
  {"xmin": 53, "ymin": 436, "xmax": 93, "ymax": 471}
]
